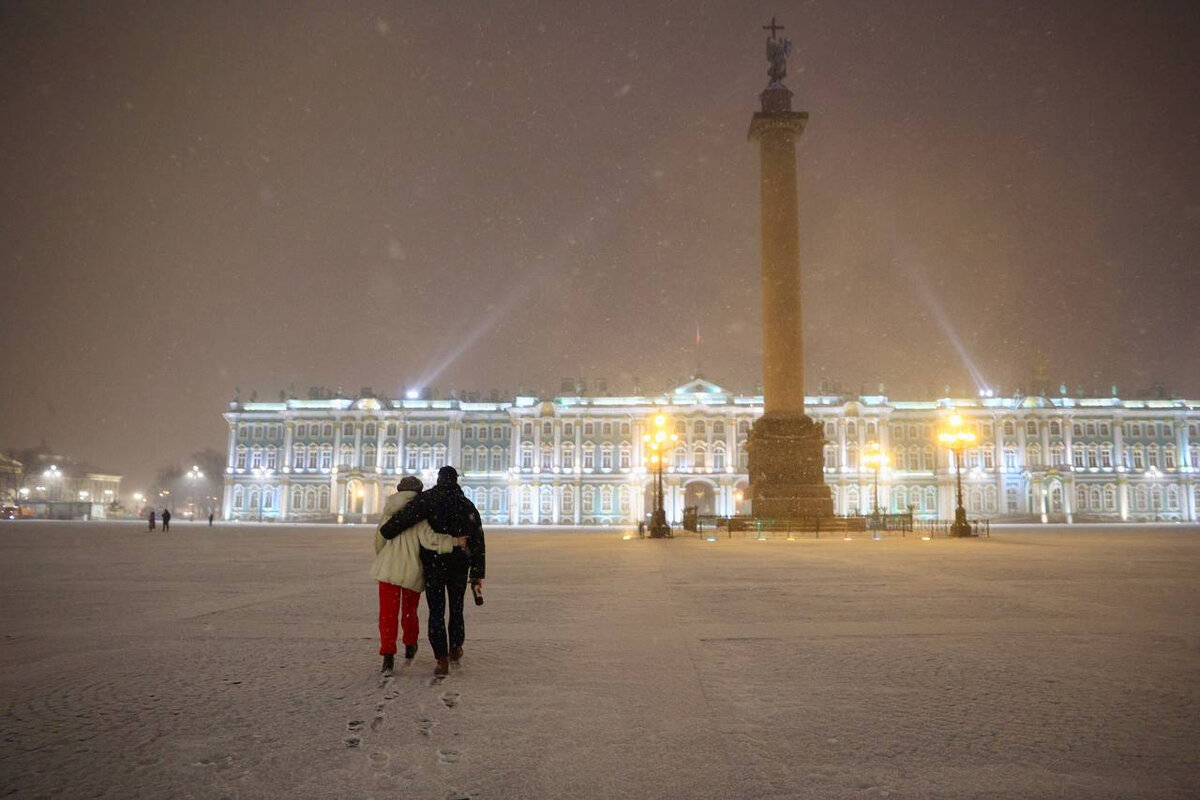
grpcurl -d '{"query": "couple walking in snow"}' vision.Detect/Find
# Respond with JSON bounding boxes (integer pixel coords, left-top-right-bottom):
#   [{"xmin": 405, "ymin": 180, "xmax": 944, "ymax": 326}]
[{"xmin": 372, "ymin": 466, "xmax": 486, "ymax": 677}]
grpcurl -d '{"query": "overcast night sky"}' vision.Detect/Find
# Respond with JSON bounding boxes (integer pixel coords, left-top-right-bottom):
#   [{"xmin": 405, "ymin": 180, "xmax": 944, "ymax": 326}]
[{"xmin": 1, "ymin": 0, "xmax": 1197, "ymax": 490}]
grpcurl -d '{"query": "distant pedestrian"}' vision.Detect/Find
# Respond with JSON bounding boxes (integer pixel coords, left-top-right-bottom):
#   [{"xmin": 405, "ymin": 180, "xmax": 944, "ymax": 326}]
[
  {"xmin": 148, "ymin": 510, "xmax": 156, "ymax": 531},
  {"xmin": 381, "ymin": 466, "xmax": 485, "ymax": 677},
  {"xmin": 161, "ymin": 509, "xmax": 171, "ymax": 532},
  {"xmin": 208, "ymin": 511, "xmax": 214, "ymax": 526},
  {"xmin": 373, "ymin": 476, "xmax": 467, "ymax": 676}
]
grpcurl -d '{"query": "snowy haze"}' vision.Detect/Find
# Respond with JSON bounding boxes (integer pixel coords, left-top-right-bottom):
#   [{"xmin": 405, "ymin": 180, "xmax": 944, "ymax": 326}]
[
  {"xmin": 1, "ymin": 1, "xmax": 1198, "ymax": 489},
  {"xmin": 1, "ymin": 522, "xmax": 1197, "ymax": 798}
]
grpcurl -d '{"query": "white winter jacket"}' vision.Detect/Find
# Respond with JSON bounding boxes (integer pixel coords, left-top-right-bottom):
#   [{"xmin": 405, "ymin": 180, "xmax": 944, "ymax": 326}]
[{"xmin": 371, "ymin": 491, "xmax": 457, "ymax": 591}]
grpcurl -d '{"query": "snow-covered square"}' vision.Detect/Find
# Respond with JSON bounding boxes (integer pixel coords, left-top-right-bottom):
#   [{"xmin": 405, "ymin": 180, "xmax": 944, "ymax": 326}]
[{"xmin": 1, "ymin": 522, "xmax": 1197, "ymax": 799}]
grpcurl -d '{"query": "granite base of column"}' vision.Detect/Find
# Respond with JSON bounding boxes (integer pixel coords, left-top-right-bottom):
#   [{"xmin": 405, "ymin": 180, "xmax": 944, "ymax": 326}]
[{"xmin": 747, "ymin": 412, "xmax": 834, "ymax": 519}]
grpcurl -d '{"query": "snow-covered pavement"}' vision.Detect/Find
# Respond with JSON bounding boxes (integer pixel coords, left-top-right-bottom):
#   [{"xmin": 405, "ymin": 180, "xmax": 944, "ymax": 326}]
[{"xmin": 1, "ymin": 521, "xmax": 1197, "ymax": 799}]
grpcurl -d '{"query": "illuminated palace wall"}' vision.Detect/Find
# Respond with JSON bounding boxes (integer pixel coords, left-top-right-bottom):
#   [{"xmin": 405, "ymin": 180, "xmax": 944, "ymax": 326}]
[{"xmin": 221, "ymin": 378, "xmax": 1199, "ymax": 525}]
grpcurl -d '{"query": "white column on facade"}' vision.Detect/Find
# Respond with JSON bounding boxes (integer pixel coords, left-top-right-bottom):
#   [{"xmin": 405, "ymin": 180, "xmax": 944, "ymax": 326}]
[
  {"xmin": 1118, "ymin": 475, "xmax": 1129, "ymax": 521},
  {"xmin": 353, "ymin": 422, "xmax": 363, "ymax": 470},
  {"xmin": 396, "ymin": 416, "xmax": 406, "ymax": 476},
  {"xmin": 221, "ymin": 482, "xmax": 233, "ymax": 520},
  {"xmin": 511, "ymin": 421, "xmax": 521, "ymax": 469},
  {"xmin": 226, "ymin": 421, "xmax": 238, "ymax": 470},
  {"xmin": 449, "ymin": 420, "xmax": 462, "ymax": 470}
]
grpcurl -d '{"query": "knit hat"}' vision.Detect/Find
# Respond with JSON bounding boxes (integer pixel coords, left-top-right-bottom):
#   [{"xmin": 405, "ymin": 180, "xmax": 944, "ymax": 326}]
[
  {"xmin": 436, "ymin": 466, "xmax": 458, "ymax": 486},
  {"xmin": 397, "ymin": 475, "xmax": 424, "ymax": 492}
]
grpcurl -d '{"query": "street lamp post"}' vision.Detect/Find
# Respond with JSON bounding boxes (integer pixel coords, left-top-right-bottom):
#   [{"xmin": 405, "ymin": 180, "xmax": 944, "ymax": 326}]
[
  {"xmin": 186, "ymin": 465, "xmax": 205, "ymax": 518},
  {"xmin": 862, "ymin": 442, "xmax": 889, "ymax": 534},
  {"xmin": 938, "ymin": 414, "xmax": 977, "ymax": 537},
  {"xmin": 642, "ymin": 414, "xmax": 678, "ymax": 539}
]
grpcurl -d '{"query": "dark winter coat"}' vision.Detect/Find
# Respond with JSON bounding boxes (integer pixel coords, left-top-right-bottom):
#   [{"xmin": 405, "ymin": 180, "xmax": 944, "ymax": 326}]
[{"xmin": 380, "ymin": 482, "xmax": 486, "ymax": 582}]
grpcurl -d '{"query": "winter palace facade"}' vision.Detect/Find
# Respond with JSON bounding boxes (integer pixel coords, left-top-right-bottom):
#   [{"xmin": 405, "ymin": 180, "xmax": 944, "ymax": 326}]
[{"xmin": 221, "ymin": 379, "xmax": 1200, "ymax": 525}]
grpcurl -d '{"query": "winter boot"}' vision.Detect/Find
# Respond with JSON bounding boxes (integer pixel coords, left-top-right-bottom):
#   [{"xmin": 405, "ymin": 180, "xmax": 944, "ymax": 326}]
[
  {"xmin": 434, "ymin": 657, "xmax": 449, "ymax": 677},
  {"xmin": 381, "ymin": 654, "xmax": 395, "ymax": 674},
  {"xmin": 404, "ymin": 643, "xmax": 418, "ymax": 660},
  {"xmin": 449, "ymin": 646, "xmax": 463, "ymax": 662}
]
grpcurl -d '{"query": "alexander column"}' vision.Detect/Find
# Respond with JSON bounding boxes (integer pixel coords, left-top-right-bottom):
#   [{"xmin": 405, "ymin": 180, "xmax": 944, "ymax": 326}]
[{"xmin": 747, "ymin": 18, "xmax": 832, "ymax": 520}]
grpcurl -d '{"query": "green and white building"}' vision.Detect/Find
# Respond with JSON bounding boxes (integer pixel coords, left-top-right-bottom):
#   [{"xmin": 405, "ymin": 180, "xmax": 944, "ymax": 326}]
[{"xmin": 222, "ymin": 379, "xmax": 1199, "ymax": 525}]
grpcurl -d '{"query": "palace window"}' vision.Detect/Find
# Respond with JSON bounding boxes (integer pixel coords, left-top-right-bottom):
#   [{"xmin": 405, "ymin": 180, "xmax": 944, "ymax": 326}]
[
  {"xmin": 694, "ymin": 420, "xmax": 706, "ymax": 436},
  {"xmin": 562, "ymin": 443, "xmax": 575, "ymax": 470},
  {"xmin": 1165, "ymin": 446, "xmax": 1177, "ymax": 469},
  {"xmin": 1004, "ymin": 421, "xmax": 1015, "ymax": 437},
  {"xmin": 1100, "ymin": 445, "xmax": 1112, "ymax": 469},
  {"xmin": 319, "ymin": 445, "xmax": 332, "ymax": 470},
  {"xmin": 600, "ymin": 445, "xmax": 613, "ymax": 471},
  {"xmin": 563, "ymin": 422, "xmax": 574, "ymax": 437},
  {"xmin": 583, "ymin": 422, "xmax": 594, "ymax": 436},
  {"xmin": 540, "ymin": 446, "xmax": 553, "ymax": 472},
  {"xmin": 1004, "ymin": 447, "xmax": 1018, "ymax": 471},
  {"xmin": 297, "ymin": 423, "xmax": 307, "ymax": 438},
  {"xmin": 982, "ymin": 449, "xmax": 994, "ymax": 470},
  {"xmin": 1073, "ymin": 445, "xmax": 1086, "ymax": 469},
  {"xmin": 674, "ymin": 446, "xmax": 687, "ymax": 470},
  {"xmin": 493, "ymin": 426, "xmax": 504, "ymax": 439},
  {"xmin": 265, "ymin": 447, "xmax": 278, "ymax": 470},
  {"xmin": 713, "ymin": 421, "xmax": 725, "ymax": 435},
  {"xmin": 618, "ymin": 443, "xmax": 631, "ymax": 470},
  {"xmin": 362, "ymin": 445, "xmax": 376, "ymax": 468},
  {"xmin": 1132, "ymin": 447, "xmax": 1145, "ymax": 470},
  {"xmin": 1050, "ymin": 421, "xmax": 1062, "ymax": 436},
  {"xmin": 343, "ymin": 423, "xmax": 354, "ymax": 436},
  {"xmin": 582, "ymin": 445, "xmax": 595, "ymax": 471},
  {"xmin": 323, "ymin": 424, "xmax": 333, "ymax": 437},
  {"xmin": 491, "ymin": 448, "xmax": 504, "ymax": 472},
  {"xmin": 521, "ymin": 444, "xmax": 534, "ymax": 470},
  {"xmin": 250, "ymin": 447, "xmax": 263, "ymax": 469},
  {"xmin": 365, "ymin": 423, "xmax": 376, "ymax": 438},
  {"xmin": 543, "ymin": 422, "xmax": 553, "ymax": 438},
  {"xmin": 602, "ymin": 422, "xmax": 613, "ymax": 437},
  {"xmin": 561, "ymin": 486, "xmax": 575, "ymax": 515},
  {"xmin": 620, "ymin": 422, "xmax": 630, "ymax": 436},
  {"xmin": 293, "ymin": 445, "xmax": 305, "ymax": 470},
  {"xmin": 693, "ymin": 443, "xmax": 706, "ymax": 470},
  {"xmin": 339, "ymin": 445, "xmax": 353, "ymax": 468},
  {"xmin": 600, "ymin": 487, "xmax": 613, "ymax": 514},
  {"xmin": 1026, "ymin": 421, "xmax": 1038, "ymax": 436},
  {"xmin": 383, "ymin": 446, "xmax": 397, "ymax": 471},
  {"xmin": 1086, "ymin": 446, "xmax": 1099, "ymax": 469}
]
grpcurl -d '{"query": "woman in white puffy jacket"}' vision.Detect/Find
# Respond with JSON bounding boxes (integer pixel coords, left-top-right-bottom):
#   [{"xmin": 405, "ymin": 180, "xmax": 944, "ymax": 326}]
[{"xmin": 373, "ymin": 476, "xmax": 467, "ymax": 674}]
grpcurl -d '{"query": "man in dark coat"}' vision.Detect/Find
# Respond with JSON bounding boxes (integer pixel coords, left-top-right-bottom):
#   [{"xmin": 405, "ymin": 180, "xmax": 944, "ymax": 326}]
[{"xmin": 380, "ymin": 466, "xmax": 485, "ymax": 676}]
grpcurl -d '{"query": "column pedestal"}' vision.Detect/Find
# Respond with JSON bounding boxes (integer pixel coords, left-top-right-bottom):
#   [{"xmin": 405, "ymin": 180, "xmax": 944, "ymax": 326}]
[{"xmin": 748, "ymin": 413, "xmax": 832, "ymax": 519}]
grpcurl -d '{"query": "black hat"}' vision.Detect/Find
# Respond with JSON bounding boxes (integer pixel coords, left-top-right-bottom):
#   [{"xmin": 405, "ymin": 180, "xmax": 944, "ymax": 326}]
[{"xmin": 436, "ymin": 465, "xmax": 458, "ymax": 485}]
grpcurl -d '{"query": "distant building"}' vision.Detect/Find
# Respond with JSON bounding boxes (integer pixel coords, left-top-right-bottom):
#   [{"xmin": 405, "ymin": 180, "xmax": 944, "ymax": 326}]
[
  {"xmin": 3, "ymin": 448, "xmax": 122, "ymax": 519},
  {"xmin": 221, "ymin": 379, "xmax": 1199, "ymax": 525}
]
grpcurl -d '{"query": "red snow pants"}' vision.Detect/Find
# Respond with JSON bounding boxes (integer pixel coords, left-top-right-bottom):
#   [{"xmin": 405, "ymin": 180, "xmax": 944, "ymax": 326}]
[{"xmin": 378, "ymin": 581, "xmax": 421, "ymax": 655}]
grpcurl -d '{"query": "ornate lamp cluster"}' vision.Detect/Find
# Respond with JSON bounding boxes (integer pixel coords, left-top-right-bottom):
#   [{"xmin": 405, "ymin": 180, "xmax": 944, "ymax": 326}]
[{"xmin": 642, "ymin": 414, "xmax": 678, "ymax": 538}]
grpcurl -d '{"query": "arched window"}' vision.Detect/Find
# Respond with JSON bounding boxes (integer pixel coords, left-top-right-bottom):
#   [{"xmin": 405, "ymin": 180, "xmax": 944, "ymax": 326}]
[
  {"xmin": 673, "ymin": 446, "xmax": 687, "ymax": 470},
  {"xmin": 619, "ymin": 485, "xmax": 630, "ymax": 513},
  {"xmin": 463, "ymin": 449, "xmax": 475, "ymax": 472},
  {"xmin": 618, "ymin": 442, "xmax": 631, "ymax": 470},
  {"xmin": 713, "ymin": 421, "xmax": 725, "ymax": 435},
  {"xmin": 339, "ymin": 445, "xmax": 353, "ymax": 468},
  {"xmin": 293, "ymin": 444, "xmax": 305, "ymax": 469},
  {"xmin": 561, "ymin": 442, "xmax": 575, "ymax": 470},
  {"xmin": 383, "ymin": 445, "xmax": 397, "ymax": 471},
  {"xmin": 318, "ymin": 486, "xmax": 330, "ymax": 510},
  {"xmin": 539, "ymin": 486, "xmax": 553, "ymax": 516},
  {"xmin": 893, "ymin": 486, "xmax": 908, "ymax": 511},
  {"xmin": 600, "ymin": 444, "xmax": 614, "ymax": 471},
  {"xmin": 582, "ymin": 486, "xmax": 596, "ymax": 513},
  {"xmin": 365, "ymin": 423, "xmax": 376, "ymax": 438},
  {"xmin": 490, "ymin": 487, "xmax": 504, "ymax": 513},
  {"xmin": 712, "ymin": 443, "xmax": 726, "ymax": 472},
  {"xmin": 491, "ymin": 447, "xmax": 504, "ymax": 472},
  {"xmin": 824, "ymin": 445, "xmax": 838, "ymax": 470},
  {"xmin": 561, "ymin": 485, "xmax": 576, "ymax": 515},
  {"xmin": 600, "ymin": 486, "xmax": 613, "ymax": 513},
  {"xmin": 233, "ymin": 485, "xmax": 244, "ymax": 509},
  {"xmin": 693, "ymin": 442, "xmax": 707, "ymax": 470},
  {"xmin": 540, "ymin": 445, "xmax": 554, "ymax": 471},
  {"xmin": 475, "ymin": 489, "xmax": 488, "ymax": 512},
  {"xmin": 362, "ymin": 445, "xmax": 376, "ymax": 468},
  {"xmin": 291, "ymin": 486, "xmax": 303, "ymax": 508},
  {"xmin": 433, "ymin": 444, "xmax": 447, "ymax": 467},
  {"xmin": 694, "ymin": 420, "xmax": 706, "ymax": 436},
  {"xmin": 521, "ymin": 444, "xmax": 535, "ymax": 470}
]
